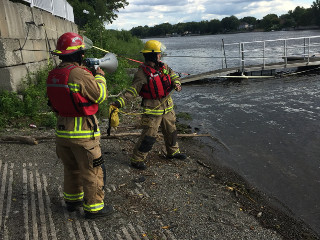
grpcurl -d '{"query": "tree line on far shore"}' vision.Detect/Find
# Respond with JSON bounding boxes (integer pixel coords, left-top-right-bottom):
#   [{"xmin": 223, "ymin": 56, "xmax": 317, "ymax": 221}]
[{"xmin": 130, "ymin": 1, "xmax": 320, "ymax": 38}]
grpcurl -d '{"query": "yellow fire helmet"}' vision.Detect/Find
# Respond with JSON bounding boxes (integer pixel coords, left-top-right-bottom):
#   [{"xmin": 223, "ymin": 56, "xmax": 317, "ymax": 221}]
[{"xmin": 141, "ymin": 40, "xmax": 166, "ymax": 53}]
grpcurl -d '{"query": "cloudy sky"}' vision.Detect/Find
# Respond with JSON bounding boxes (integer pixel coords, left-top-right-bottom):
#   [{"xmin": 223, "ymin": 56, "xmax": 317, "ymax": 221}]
[{"xmin": 105, "ymin": 0, "xmax": 315, "ymax": 30}]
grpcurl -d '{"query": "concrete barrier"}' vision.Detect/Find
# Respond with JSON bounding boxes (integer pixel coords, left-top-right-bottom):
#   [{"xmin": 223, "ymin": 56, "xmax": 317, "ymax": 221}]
[{"xmin": 0, "ymin": 0, "xmax": 78, "ymax": 92}]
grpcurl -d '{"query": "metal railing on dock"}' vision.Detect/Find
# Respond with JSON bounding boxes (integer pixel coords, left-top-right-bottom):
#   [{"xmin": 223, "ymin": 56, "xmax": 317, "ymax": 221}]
[
  {"xmin": 222, "ymin": 35, "xmax": 320, "ymax": 73},
  {"xmin": 169, "ymin": 35, "xmax": 320, "ymax": 83}
]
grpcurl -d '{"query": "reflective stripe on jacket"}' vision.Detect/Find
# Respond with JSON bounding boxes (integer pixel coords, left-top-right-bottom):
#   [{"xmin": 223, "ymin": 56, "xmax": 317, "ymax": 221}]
[{"xmin": 55, "ymin": 116, "xmax": 100, "ymax": 139}]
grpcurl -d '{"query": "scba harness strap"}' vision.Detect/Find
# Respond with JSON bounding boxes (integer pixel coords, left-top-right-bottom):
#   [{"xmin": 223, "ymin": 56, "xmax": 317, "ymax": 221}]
[
  {"xmin": 47, "ymin": 65, "xmax": 98, "ymax": 117},
  {"xmin": 139, "ymin": 64, "xmax": 172, "ymax": 99}
]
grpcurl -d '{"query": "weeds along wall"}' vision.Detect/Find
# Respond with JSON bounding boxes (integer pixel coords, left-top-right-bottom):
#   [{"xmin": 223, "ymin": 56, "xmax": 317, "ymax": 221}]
[{"xmin": 0, "ymin": 0, "xmax": 78, "ymax": 92}]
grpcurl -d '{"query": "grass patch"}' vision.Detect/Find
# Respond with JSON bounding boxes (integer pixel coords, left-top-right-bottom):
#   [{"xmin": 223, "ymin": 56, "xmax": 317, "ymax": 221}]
[
  {"xmin": 0, "ymin": 64, "xmax": 56, "ymax": 130},
  {"xmin": 176, "ymin": 122, "xmax": 192, "ymax": 134},
  {"xmin": 176, "ymin": 112, "xmax": 192, "ymax": 120}
]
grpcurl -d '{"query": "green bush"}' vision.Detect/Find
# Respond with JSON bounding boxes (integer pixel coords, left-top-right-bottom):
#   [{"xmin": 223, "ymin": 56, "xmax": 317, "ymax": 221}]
[
  {"xmin": 0, "ymin": 64, "xmax": 56, "ymax": 129},
  {"xmin": 0, "ymin": 91, "xmax": 24, "ymax": 119},
  {"xmin": 176, "ymin": 112, "xmax": 192, "ymax": 120}
]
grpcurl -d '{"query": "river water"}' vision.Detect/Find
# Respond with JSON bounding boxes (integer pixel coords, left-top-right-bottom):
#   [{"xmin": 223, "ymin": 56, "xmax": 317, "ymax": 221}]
[{"xmin": 145, "ymin": 30, "xmax": 320, "ymax": 235}]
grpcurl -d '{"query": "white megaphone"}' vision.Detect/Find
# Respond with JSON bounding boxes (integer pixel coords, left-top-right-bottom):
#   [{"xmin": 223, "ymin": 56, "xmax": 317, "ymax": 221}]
[{"xmin": 84, "ymin": 52, "xmax": 118, "ymax": 73}]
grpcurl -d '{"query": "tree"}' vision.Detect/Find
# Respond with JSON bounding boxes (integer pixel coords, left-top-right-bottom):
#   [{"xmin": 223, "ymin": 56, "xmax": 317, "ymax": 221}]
[
  {"xmin": 184, "ymin": 21, "xmax": 201, "ymax": 34},
  {"xmin": 130, "ymin": 26, "xmax": 149, "ymax": 38},
  {"xmin": 240, "ymin": 16, "xmax": 257, "ymax": 26},
  {"xmin": 290, "ymin": 6, "xmax": 313, "ymax": 26},
  {"xmin": 279, "ymin": 13, "xmax": 295, "ymax": 29},
  {"xmin": 302, "ymin": 8, "xmax": 315, "ymax": 26},
  {"xmin": 221, "ymin": 15, "xmax": 240, "ymax": 32},
  {"xmin": 208, "ymin": 19, "xmax": 222, "ymax": 34},
  {"xmin": 152, "ymin": 23, "xmax": 173, "ymax": 36},
  {"xmin": 68, "ymin": 0, "xmax": 129, "ymax": 28},
  {"xmin": 259, "ymin": 14, "xmax": 280, "ymax": 31},
  {"xmin": 197, "ymin": 20, "xmax": 209, "ymax": 34},
  {"xmin": 172, "ymin": 23, "xmax": 186, "ymax": 34},
  {"xmin": 312, "ymin": 0, "xmax": 320, "ymax": 26}
]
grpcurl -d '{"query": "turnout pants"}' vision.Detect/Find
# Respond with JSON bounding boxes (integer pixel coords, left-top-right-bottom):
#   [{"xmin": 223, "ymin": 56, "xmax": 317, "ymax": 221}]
[
  {"xmin": 131, "ymin": 110, "xmax": 180, "ymax": 163},
  {"xmin": 56, "ymin": 137, "xmax": 105, "ymax": 212}
]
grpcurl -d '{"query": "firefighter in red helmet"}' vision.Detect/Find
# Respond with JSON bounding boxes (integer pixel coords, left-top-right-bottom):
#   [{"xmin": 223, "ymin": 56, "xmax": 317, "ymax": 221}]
[
  {"xmin": 47, "ymin": 32, "xmax": 113, "ymax": 219},
  {"xmin": 112, "ymin": 40, "xmax": 187, "ymax": 170}
]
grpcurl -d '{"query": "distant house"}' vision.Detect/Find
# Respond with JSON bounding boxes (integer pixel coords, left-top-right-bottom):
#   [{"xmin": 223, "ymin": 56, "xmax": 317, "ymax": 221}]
[
  {"xmin": 182, "ymin": 31, "xmax": 191, "ymax": 36},
  {"xmin": 171, "ymin": 32, "xmax": 180, "ymax": 37},
  {"xmin": 165, "ymin": 33, "xmax": 181, "ymax": 37},
  {"xmin": 238, "ymin": 22, "xmax": 253, "ymax": 30}
]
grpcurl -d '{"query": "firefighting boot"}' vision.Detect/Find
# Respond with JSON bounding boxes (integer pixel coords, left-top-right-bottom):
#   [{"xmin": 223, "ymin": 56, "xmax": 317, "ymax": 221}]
[
  {"xmin": 167, "ymin": 153, "xmax": 187, "ymax": 160},
  {"xmin": 85, "ymin": 205, "xmax": 114, "ymax": 219},
  {"xmin": 66, "ymin": 201, "xmax": 83, "ymax": 212},
  {"xmin": 131, "ymin": 161, "xmax": 147, "ymax": 170}
]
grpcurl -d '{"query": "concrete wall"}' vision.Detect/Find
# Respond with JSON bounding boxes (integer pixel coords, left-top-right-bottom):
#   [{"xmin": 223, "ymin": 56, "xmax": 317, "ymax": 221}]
[{"xmin": 0, "ymin": 0, "xmax": 78, "ymax": 92}]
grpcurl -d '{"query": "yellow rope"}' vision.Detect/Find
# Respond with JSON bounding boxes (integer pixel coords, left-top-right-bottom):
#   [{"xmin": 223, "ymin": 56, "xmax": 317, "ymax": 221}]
[{"xmin": 93, "ymin": 46, "xmax": 109, "ymax": 53}]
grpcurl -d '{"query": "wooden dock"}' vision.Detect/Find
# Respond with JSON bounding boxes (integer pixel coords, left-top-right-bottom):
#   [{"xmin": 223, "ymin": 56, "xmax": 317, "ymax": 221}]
[{"xmin": 181, "ymin": 59, "xmax": 320, "ymax": 83}]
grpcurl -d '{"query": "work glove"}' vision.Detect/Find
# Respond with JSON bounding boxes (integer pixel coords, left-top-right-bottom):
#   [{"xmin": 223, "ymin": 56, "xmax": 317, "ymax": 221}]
[{"xmin": 174, "ymin": 83, "xmax": 182, "ymax": 92}]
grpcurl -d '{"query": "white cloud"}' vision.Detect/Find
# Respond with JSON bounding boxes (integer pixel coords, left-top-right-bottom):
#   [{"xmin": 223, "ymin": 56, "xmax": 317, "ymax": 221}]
[
  {"xmin": 240, "ymin": 0, "xmax": 296, "ymax": 18},
  {"xmin": 148, "ymin": 14, "xmax": 164, "ymax": 19},
  {"xmin": 106, "ymin": 0, "xmax": 315, "ymax": 30}
]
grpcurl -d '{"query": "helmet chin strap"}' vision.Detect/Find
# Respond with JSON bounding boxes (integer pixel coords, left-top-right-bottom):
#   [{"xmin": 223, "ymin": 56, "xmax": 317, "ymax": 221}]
[
  {"xmin": 59, "ymin": 51, "xmax": 84, "ymax": 65},
  {"xmin": 146, "ymin": 59, "xmax": 163, "ymax": 68},
  {"xmin": 155, "ymin": 61, "xmax": 164, "ymax": 67}
]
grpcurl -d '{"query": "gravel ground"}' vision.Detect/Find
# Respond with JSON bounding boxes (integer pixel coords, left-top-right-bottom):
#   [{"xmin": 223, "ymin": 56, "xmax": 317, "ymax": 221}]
[{"xmin": 0, "ymin": 126, "xmax": 318, "ymax": 240}]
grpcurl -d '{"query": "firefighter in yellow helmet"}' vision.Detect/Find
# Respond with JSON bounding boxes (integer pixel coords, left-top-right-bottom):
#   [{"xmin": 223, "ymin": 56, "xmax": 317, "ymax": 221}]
[
  {"xmin": 47, "ymin": 32, "xmax": 114, "ymax": 218},
  {"xmin": 112, "ymin": 40, "xmax": 187, "ymax": 170}
]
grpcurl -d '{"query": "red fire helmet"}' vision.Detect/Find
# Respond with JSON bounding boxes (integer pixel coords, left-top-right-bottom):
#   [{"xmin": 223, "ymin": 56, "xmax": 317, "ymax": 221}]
[{"xmin": 53, "ymin": 32, "xmax": 89, "ymax": 55}]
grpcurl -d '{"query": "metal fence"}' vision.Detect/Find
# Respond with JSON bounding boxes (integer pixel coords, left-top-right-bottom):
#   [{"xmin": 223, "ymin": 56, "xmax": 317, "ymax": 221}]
[{"xmin": 21, "ymin": 0, "xmax": 74, "ymax": 22}]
